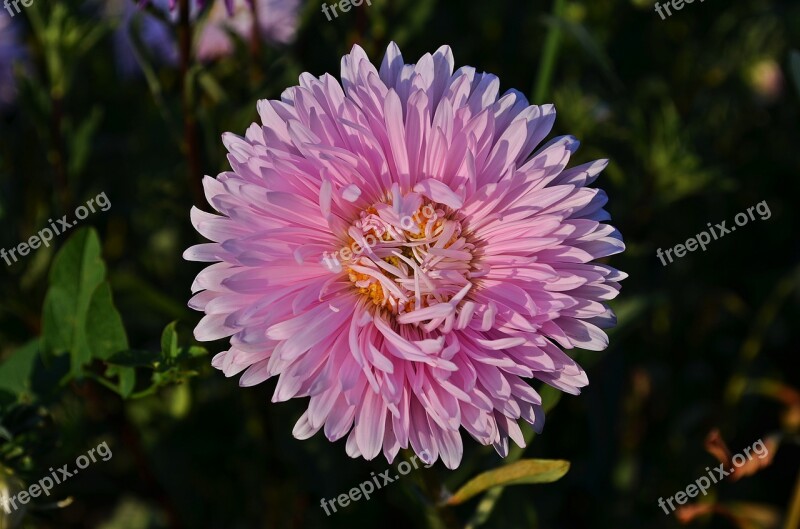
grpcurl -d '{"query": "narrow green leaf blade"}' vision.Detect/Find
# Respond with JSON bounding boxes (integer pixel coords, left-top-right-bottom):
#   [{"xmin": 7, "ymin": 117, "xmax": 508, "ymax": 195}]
[
  {"xmin": 117, "ymin": 367, "xmax": 136, "ymax": 398},
  {"xmin": 446, "ymin": 459, "xmax": 570, "ymax": 506},
  {"xmin": 160, "ymin": 321, "xmax": 179, "ymax": 361}
]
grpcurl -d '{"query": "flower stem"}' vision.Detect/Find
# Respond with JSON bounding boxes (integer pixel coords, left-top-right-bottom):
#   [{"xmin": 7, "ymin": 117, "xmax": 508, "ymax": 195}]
[
  {"xmin": 417, "ymin": 464, "xmax": 461, "ymax": 529},
  {"xmin": 178, "ymin": 0, "xmax": 204, "ymax": 206},
  {"xmin": 50, "ymin": 93, "xmax": 71, "ymax": 212}
]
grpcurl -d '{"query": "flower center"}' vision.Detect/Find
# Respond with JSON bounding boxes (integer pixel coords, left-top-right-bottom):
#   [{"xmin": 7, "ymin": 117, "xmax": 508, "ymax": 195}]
[{"xmin": 329, "ymin": 195, "xmax": 479, "ymax": 329}]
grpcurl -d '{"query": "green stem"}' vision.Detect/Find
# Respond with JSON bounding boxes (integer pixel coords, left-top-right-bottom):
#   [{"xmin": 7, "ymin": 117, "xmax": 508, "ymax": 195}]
[
  {"xmin": 27, "ymin": 3, "xmax": 71, "ymax": 212},
  {"xmin": 464, "ymin": 385, "xmax": 563, "ymax": 528},
  {"xmin": 724, "ymin": 267, "xmax": 798, "ymax": 408},
  {"xmin": 178, "ymin": 0, "xmax": 204, "ymax": 207},
  {"xmin": 464, "ymin": 486, "xmax": 504, "ymax": 529},
  {"xmin": 127, "ymin": 16, "xmax": 181, "ymax": 145},
  {"xmin": 249, "ymin": 0, "xmax": 262, "ymax": 71},
  {"xmin": 400, "ymin": 449, "xmax": 460, "ymax": 529},
  {"xmin": 418, "ymin": 464, "xmax": 461, "ymax": 529},
  {"xmin": 49, "ymin": 94, "xmax": 70, "ymax": 212},
  {"xmin": 82, "ymin": 372, "xmax": 121, "ymax": 395},
  {"xmin": 533, "ymin": 0, "xmax": 567, "ymax": 103}
]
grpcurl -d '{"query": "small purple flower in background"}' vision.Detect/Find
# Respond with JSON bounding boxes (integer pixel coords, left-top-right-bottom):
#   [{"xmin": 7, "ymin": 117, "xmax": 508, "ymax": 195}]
[
  {"xmin": 139, "ymin": 0, "xmax": 241, "ymax": 15},
  {"xmin": 0, "ymin": 16, "xmax": 26, "ymax": 109},
  {"xmin": 112, "ymin": 0, "xmax": 299, "ymax": 73},
  {"xmin": 196, "ymin": 0, "xmax": 301, "ymax": 61},
  {"xmin": 185, "ymin": 43, "xmax": 626, "ymax": 469},
  {"xmin": 110, "ymin": 0, "xmax": 179, "ymax": 76}
]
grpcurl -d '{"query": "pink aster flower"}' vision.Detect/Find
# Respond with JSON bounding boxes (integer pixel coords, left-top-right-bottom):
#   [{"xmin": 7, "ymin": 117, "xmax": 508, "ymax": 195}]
[{"xmin": 185, "ymin": 43, "xmax": 626, "ymax": 469}]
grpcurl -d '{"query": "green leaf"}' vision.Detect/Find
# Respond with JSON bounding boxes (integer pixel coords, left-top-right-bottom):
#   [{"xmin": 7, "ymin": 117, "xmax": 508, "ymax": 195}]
[
  {"xmin": 116, "ymin": 367, "xmax": 136, "ymax": 398},
  {"xmin": 41, "ymin": 228, "xmax": 128, "ymax": 377},
  {"xmin": 100, "ymin": 323, "xmax": 209, "ymax": 399},
  {"xmin": 540, "ymin": 14, "xmax": 623, "ymax": 94},
  {"xmin": 95, "ymin": 365, "xmax": 136, "ymax": 398},
  {"xmin": 161, "ymin": 321, "xmax": 179, "ymax": 361},
  {"xmin": 0, "ymin": 424, "xmax": 13, "ymax": 441},
  {"xmin": 86, "ymin": 282, "xmax": 129, "ymax": 360},
  {"xmin": 185, "ymin": 346, "xmax": 208, "ymax": 358},
  {"xmin": 446, "ymin": 459, "xmax": 570, "ymax": 506},
  {"xmin": 160, "ymin": 321, "xmax": 208, "ymax": 365},
  {"xmin": 67, "ymin": 107, "xmax": 103, "ymax": 177},
  {"xmin": 42, "ymin": 228, "xmax": 105, "ymax": 362},
  {"xmin": 0, "ymin": 340, "xmax": 40, "ymax": 400}
]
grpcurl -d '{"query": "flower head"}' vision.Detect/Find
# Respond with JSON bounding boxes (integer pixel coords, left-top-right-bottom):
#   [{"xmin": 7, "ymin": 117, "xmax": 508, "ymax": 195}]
[{"xmin": 185, "ymin": 43, "xmax": 626, "ymax": 468}]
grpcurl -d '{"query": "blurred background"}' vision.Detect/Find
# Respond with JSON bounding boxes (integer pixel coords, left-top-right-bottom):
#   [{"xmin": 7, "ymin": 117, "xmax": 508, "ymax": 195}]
[{"xmin": 0, "ymin": 0, "xmax": 799, "ymax": 528}]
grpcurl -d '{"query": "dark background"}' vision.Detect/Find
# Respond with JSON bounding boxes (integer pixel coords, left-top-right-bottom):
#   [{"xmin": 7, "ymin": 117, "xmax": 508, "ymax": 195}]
[{"xmin": 0, "ymin": 0, "xmax": 799, "ymax": 528}]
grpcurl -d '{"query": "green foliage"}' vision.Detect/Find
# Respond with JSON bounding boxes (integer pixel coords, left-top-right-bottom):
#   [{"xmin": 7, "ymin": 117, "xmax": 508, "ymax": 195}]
[
  {"xmin": 35, "ymin": 229, "xmax": 207, "ymax": 401},
  {"xmin": 0, "ymin": 341, "xmax": 39, "ymax": 403},
  {"xmin": 42, "ymin": 228, "xmax": 127, "ymax": 376},
  {"xmin": 26, "ymin": 2, "xmax": 111, "ymax": 98},
  {"xmin": 104, "ymin": 322, "xmax": 208, "ymax": 399},
  {"xmin": 0, "ymin": 0, "xmax": 798, "ymax": 528},
  {"xmin": 446, "ymin": 459, "xmax": 570, "ymax": 506}
]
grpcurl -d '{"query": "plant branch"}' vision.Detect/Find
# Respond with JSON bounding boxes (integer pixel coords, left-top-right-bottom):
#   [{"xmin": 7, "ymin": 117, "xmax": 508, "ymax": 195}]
[{"xmin": 178, "ymin": 0, "xmax": 204, "ymax": 207}]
